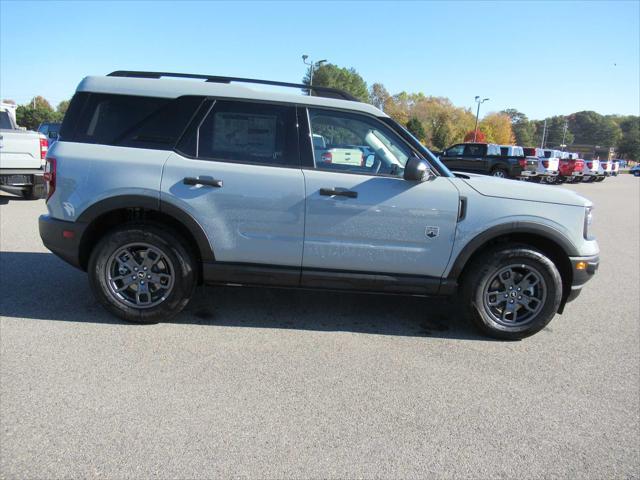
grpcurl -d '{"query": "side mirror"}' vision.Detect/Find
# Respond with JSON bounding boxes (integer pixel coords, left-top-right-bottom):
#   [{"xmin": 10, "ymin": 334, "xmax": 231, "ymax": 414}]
[{"xmin": 404, "ymin": 156, "xmax": 429, "ymax": 182}]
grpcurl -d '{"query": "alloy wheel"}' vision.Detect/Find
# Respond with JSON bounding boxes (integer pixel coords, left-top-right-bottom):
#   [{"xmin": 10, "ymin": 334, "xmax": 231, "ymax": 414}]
[
  {"xmin": 105, "ymin": 243, "xmax": 175, "ymax": 309},
  {"xmin": 482, "ymin": 264, "xmax": 547, "ymax": 328}
]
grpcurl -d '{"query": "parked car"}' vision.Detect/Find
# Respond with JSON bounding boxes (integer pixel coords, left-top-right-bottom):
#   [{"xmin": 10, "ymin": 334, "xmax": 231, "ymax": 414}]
[
  {"xmin": 39, "ymin": 71, "xmax": 599, "ymax": 340},
  {"xmin": 536, "ymin": 149, "xmax": 563, "ymax": 183},
  {"xmin": 611, "ymin": 161, "xmax": 620, "ymax": 176},
  {"xmin": 498, "ymin": 145, "xmax": 537, "ymax": 179},
  {"xmin": 0, "ymin": 102, "xmax": 48, "ymax": 199},
  {"xmin": 522, "ymin": 147, "xmax": 559, "ymax": 182},
  {"xmin": 598, "ymin": 159, "xmax": 612, "ymax": 181},
  {"xmin": 37, "ymin": 122, "xmax": 62, "ymax": 146},
  {"xmin": 630, "ymin": 164, "xmax": 640, "ymax": 177},
  {"xmin": 581, "ymin": 159, "xmax": 601, "ymax": 182},
  {"xmin": 439, "ymin": 142, "xmax": 524, "ymax": 179},
  {"xmin": 557, "ymin": 152, "xmax": 585, "ymax": 183}
]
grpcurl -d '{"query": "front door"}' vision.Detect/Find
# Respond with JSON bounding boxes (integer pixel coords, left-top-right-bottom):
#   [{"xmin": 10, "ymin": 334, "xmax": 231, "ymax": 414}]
[
  {"xmin": 301, "ymin": 108, "xmax": 460, "ymax": 289},
  {"xmin": 161, "ymin": 99, "xmax": 305, "ymax": 280}
]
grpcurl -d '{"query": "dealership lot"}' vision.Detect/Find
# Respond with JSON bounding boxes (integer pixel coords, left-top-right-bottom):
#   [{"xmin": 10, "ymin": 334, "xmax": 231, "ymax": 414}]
[{"xmin": 1, "ymin": 177, "xmax": 638, "ymax": 478}]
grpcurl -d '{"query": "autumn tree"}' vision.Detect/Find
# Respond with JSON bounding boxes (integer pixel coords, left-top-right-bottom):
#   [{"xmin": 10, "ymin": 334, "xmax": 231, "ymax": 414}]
[
  {"xmin": 463, "ymin": 130, "xmax": 487, "ymax": 142},
  {"xmin": 479, "ymin": 112, "xmax": 515, "ymax": 144}
]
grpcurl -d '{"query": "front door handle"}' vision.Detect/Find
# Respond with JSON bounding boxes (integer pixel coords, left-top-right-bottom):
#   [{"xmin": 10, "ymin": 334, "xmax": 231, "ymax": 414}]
[
  {"xmin": 183, "ymin": 176, "xmax": 223, "ymax": 188},
  {"xmin": 320, "ymin": 188, "xmax": 358, "ymax": 198}
]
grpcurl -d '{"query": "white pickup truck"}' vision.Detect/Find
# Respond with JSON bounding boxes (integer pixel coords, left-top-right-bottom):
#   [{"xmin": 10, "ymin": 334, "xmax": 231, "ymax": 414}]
[{"xmin": 0, "ymin": 103, "xmax": 47, "ymax": 199}]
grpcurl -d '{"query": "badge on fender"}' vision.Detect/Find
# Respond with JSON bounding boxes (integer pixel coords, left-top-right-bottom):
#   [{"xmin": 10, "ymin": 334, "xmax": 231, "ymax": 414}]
[{"xmin": 425, "ymin": 226, "xmax": 440, "ymax": 239}]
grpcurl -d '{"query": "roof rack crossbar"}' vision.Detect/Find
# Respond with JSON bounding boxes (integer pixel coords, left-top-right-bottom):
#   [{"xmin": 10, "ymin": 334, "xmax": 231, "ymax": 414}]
[{"xmin": 107, "ymin": 70, "xmax": 359, "ymax": 102}]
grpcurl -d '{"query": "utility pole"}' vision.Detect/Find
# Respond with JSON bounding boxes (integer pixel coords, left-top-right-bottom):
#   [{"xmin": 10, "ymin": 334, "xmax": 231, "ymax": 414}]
[
  {"xmin": 540, "ymin": 119, "xmax": 547, "ymax": 148},
  {"xmin": 473, "ymin": 96, "xmax": 489, "ymax": 142},
  {"xmin": 561, "ymin": 121, "xmax": 568, "ymax": 151},
  {"xmin": 302, "ymin": 55, "xmax": 327, "ymax": 96}
]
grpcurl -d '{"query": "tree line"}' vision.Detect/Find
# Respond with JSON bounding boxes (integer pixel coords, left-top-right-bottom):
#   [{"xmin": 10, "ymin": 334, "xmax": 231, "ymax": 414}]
[
  {"xmin": 304, "ymin": 63, "xmax": 640, "ymax": 160},
  {"xmin": 3, "ymin": 65, "xmax": 639, "ymax": 160}
]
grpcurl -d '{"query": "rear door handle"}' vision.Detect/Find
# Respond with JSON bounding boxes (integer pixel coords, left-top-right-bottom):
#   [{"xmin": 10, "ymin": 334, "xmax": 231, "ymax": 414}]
[
  {"xmin": 320, "ymin": 188, "xmax": 358, "ymax": 198},
  {"xmin": 183, "ymin": 176, "xmax": 223, "ymax": 188}
]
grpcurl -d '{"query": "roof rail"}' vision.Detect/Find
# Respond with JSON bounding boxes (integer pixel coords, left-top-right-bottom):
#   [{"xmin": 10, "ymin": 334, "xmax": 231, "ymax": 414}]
[{"xmin": 107, "ymin": 70, "xmax": 360, "ymax": 102}]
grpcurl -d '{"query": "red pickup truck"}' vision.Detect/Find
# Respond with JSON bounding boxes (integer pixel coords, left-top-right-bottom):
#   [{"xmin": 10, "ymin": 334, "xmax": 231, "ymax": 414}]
[{"xmin": 558, "ymin": 153, "xmax": 585, "ymax": 183}]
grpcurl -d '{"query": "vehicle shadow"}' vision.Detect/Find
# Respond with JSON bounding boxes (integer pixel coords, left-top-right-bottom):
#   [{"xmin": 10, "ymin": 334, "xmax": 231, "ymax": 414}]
[{"xmin": 0, "ymin": 251, "xmax": 489, "ymax": 341}]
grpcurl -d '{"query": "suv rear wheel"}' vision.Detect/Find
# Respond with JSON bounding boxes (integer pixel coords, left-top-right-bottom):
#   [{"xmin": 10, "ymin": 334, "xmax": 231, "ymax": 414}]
[
  {"xmin": 88, "ymin": 224, "xmax": 197, "ymax": 323},
  {"xmin": 462, "ymin": 245, "xmax": 562, "ymax": 340}
]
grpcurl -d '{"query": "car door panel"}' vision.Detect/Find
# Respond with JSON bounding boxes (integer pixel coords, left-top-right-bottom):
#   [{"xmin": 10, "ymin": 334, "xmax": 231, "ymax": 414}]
[{"xmin": 302, "ymin": 170, "xmax": 459, "ymax": 278}]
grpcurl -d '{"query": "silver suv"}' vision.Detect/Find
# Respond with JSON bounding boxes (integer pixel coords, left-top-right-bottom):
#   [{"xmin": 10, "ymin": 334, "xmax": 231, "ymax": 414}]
[{"xmin": 38, "ymin": 71, "xmax": 599, "ymax": 339}]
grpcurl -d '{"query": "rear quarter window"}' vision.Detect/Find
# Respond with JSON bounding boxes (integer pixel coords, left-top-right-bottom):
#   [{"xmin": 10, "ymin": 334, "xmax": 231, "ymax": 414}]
[
  {"xmin": 59, "ymin": 93, "xmax": 203, "ymax": 150},
  {"xmin": 0, "ymin": 111, "xmax": 13, "ymax": 129}
]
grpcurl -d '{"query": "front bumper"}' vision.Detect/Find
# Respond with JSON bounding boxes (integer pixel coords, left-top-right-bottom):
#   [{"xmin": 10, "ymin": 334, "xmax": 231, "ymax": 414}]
[
  {"xmin": 565, "ymin": 254, "xmax": 599, "ymax": 304},
  {"xmin": 39, "ymin": 215, "xmax": 87, "ymax": 270}
]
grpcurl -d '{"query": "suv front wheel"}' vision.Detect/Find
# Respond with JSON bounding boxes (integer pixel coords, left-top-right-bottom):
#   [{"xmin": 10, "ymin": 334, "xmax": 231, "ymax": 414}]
[
  {"xmin": 462, "ymin": 246, "xmax": 563, "ymax": 340},
  {"xmin": 88, "ymin": 224, "xmax": 197, "ymax": 323}
]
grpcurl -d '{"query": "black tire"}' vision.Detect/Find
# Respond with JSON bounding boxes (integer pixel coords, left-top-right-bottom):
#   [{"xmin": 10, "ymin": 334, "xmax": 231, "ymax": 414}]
[
  {"xmin": 88, "ymin": 223, "xmax": 197, "ymax": 323},
  {"xmin": 545, "ymin": 175, "xmax": 558, "ymax": 184},
  {"xmin": 595, "ymin": 176, "xmax": 605, "ymax": 182},
  {"xmin": 462, "ymin": 246, "xmax": 562, "ymax": 340},
  {"xmin": 491, "ymin": 167, "xmax": 508, "ymax": 179}
]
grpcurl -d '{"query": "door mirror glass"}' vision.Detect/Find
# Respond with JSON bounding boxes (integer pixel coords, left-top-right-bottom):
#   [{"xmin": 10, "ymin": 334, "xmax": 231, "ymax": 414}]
[{"xmin": 404, "ymin": 156, "xmax": 429, "ymax": 182}]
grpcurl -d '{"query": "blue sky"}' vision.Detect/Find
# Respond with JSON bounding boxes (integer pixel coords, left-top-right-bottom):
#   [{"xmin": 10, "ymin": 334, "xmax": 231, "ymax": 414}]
[{"xmin": 1, "ymin": 0, "xmax": 638, "ymax": 120}]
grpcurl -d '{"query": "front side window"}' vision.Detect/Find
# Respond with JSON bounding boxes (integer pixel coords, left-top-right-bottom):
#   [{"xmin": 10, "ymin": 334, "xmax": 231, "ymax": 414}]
[
  {"xmin": 192, "ymin": 101, "xmax": 298, "ymax": 167},
  {"xmin": 445, "ymin": 145, "xmax": 464, "ymax": 156},
  {"xmin": 308, "ymin": 108, "xmax": 411, "ymax": 177}
]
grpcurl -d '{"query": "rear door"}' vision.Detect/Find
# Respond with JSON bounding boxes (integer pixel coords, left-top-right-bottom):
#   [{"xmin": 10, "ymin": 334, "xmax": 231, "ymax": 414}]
[{"xmin": 161, "ymin": 99, "xmax": 305, "ymax": 278}]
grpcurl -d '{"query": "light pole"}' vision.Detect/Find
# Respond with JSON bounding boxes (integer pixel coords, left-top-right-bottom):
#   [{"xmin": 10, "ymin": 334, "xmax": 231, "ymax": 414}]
[
  {"xmin": 561, "ymin": 121, "xmax": 568, "ymax": 151},
  {"xmin": 473, "ymin": 96, "xmax": 489, "ymax": 142},
  {"xmin": 302, "ymin": 55, "xmax": 327, "ymax": 96}
]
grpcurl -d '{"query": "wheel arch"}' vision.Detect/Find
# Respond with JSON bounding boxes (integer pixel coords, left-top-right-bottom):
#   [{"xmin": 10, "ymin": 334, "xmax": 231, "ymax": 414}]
[
  {"xmin": 76, "ymin": 195, "xmax": 214, "ymax": 274},
  {"xmin": 448, "ymin": 223, "xmax": 577, "ymax": 310}
]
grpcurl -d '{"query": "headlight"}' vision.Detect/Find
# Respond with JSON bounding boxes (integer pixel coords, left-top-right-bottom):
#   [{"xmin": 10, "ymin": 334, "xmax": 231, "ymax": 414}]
[{"xmin": 584, "ymin": 206, "xmax": 594, "ymax": 240}]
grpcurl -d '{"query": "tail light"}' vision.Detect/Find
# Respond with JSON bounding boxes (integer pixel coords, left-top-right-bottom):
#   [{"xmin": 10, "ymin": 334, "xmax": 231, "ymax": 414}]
[
  {"xmin": 543, "ymin": 160, "xmax": 549, "ymax": 168},
  {"xmin": 518, "ymin": 159, "xmax": 526, "ymax": 168},
  {"xmin": 575, "ymin": 160, "xmax": 584, "ymax": 171},
  {"xmin": 39, "ymin": 136, "xmax": 48, "ymax": 160},
  {"xmin": 587, "ymin": 161, "xmax": 593, "ymax": 169},
  {"xmin": 321, "ymin": 152, "xmax": 332, "ymax": 163},
  {"xmin": 44, "ymin": 157, "xmax": 56, "ymax": 201}
]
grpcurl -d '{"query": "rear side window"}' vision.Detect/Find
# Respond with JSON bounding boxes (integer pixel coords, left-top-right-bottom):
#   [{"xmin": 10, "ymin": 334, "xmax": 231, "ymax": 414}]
[
  {"xmin": 464, "ymin": 145, "xmax": 484, "ymax": 156},
  {"xmin": 59, "ymin": 93, "xmax": 202, "ymax": 150},
  {"xmin": 0, "ymin": 111, "xmax": 12, "ymax": 129},
  {"xmin": 179, "ymin": 100, "xmax": 298, "ymax": 167}
]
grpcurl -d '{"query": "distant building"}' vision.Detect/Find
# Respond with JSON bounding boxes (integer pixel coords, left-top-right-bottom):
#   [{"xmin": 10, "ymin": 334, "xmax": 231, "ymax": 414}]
[{"xmin": 565, "ymin": 144, "xmax": 617, "ymax": 160}]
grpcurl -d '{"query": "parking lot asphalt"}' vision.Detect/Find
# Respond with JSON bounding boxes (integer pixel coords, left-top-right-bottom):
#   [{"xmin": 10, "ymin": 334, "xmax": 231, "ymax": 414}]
[{"xmin": 1, "ymin": 176, "xmax": 639, "ymax": 479}]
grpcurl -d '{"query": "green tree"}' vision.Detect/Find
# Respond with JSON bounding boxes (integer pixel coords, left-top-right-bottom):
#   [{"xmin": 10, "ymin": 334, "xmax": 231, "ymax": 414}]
[
  {"xmin": 567, "ymin": 111, "xmax": 621, "ymax": 146},
  {"xmin": 502, "ymin": 108, "xmax": 536, "ymax": 146},
  {"xmin": 533, "ymin": 116, "xmax": 574, "ymax": 148},
  {"xmin": 303, "ymin": 63, "xmax": 369, "ymax": 102},
  {"xmin": 15, "ymin": 96, "xmax": 62, "ymax": 130},
  {"xmin": 617, "ymin": 117, "xmax": 640, "ymax": 161},
  {"xmin": 406, "ymin": 117, "xmax": 426, "ymax": 142},
  {"xmin": 56, "ymin": 99, "xmax": 70, "ymax": 115}
]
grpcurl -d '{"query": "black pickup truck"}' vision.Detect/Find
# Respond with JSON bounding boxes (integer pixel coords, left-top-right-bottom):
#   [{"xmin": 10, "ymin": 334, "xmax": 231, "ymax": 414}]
[{"xmin": 439, "ymin": 143, "xmax": 533, "ymax": 179}]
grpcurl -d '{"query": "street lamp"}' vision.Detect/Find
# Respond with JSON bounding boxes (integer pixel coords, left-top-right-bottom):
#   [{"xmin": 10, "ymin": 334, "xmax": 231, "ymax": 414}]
[
  {"xmin": 302, "ymin": 55, "xmax": 327, "ymax": 96},
  {"xmin": 473, "ymin": 96, "xmax": 489, "ymax": 142}
]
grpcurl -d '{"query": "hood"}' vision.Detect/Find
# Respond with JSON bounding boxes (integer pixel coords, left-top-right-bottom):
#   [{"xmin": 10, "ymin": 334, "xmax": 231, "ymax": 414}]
[{"xmin": 457, "ymin": 173, "xmax": 591, "ymax": 207}]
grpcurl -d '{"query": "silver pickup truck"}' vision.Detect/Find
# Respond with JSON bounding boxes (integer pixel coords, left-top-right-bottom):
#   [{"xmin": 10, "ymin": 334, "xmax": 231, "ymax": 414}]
[{"xmin": 0, "ymin": 103, "xmax": 47, "ymax": 199}]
